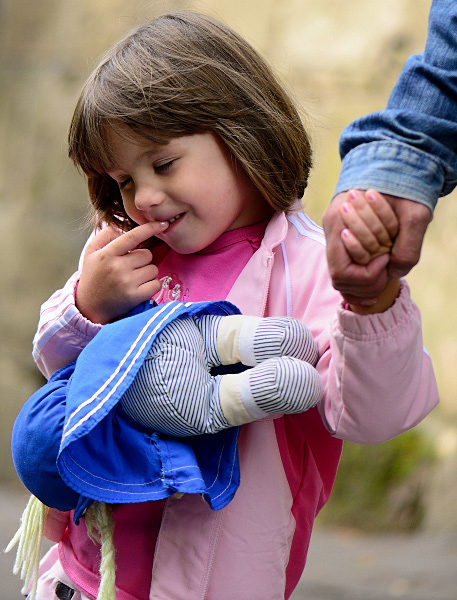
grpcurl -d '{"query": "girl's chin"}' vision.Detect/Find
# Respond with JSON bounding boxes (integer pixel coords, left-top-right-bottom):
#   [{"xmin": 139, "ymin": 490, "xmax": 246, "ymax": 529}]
[{"xmin": 162, "ymin": 236, "xmax": 209, "ymax": 255}]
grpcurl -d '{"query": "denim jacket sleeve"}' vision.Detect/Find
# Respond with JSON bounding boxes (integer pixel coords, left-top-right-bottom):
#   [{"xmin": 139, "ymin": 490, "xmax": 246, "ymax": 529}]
[{"xmin": 335, "ymin": 0, "xmax": 457, "ymax": 211}]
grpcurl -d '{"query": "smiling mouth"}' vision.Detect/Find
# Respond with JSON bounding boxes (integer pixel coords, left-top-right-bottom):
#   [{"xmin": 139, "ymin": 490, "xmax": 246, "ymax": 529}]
[{"xmin": 167, "ymin": 213, "xmax": 183, "ymax": 225}]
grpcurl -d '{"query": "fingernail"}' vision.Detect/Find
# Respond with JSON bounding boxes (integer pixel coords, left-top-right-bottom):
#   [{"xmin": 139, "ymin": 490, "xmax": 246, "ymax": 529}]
[
  {"xmin": 159, "ymin": 221, "xmax": 169, "ymax": 229},
  {"xmin": 342, "ymin": 203, "xmax": 352, "ymax": 213}
]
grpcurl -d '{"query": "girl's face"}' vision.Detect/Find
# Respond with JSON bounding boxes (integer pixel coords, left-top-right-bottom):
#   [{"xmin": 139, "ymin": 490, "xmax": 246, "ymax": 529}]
[{"xmin": 107, "ymin": 128, "xmax": 272, "ymax": 254}]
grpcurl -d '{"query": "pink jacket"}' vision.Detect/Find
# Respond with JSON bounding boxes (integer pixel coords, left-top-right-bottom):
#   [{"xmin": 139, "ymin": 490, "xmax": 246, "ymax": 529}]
[{"xmin": 36, "ymin": 207, "xmax": 438, "ymax": 599}]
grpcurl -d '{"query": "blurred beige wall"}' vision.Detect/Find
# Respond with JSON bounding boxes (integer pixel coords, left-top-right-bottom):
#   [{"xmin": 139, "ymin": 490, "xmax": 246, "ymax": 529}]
[{"xmin": 2, "ymin": 0, "xmax": 456, "ymax": 528}]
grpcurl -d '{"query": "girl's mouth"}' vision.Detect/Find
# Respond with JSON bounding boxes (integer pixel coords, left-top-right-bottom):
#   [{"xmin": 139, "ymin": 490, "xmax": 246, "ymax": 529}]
[{"xmin": 166, "ymin": 213, "xmax": 184, "ymax": 226}]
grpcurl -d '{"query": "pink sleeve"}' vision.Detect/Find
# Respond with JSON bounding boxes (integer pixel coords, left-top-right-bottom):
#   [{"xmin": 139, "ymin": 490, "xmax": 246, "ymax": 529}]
[
  {"xmin": 318, "ymin": 281, "xmax": 439, "ymax": 444},
  {"xmin": 32, "ymin": 270, "xmax": 102, "ymax": 379},
  {"xmin": 43, "ymin": 509, "xmax": 70, "ymax": 542}
]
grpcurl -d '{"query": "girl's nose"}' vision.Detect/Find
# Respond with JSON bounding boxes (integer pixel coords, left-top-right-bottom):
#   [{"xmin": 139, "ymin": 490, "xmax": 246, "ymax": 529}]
[{"xmin": 134, "ymin": 185, "xmax": 165, "ymax": 211}]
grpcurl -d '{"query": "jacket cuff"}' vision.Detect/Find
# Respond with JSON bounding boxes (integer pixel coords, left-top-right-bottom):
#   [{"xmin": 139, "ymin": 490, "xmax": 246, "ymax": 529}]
[
  {"xmin": 334, "ymin": 142, "xmax": 441, "ymax": 211},
  {"xmin": 335, "ymin": 280, "xmax": 417, "ymax": 338}
]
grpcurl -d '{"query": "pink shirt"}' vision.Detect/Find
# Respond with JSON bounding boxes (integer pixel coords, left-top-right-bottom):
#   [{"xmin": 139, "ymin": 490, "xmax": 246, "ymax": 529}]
[{"xmin": 153, "ymin": 220, "xmax": 268, "ymax": 303}]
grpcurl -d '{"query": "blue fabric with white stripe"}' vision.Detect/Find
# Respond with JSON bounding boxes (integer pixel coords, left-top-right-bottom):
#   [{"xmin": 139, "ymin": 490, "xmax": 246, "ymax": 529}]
[{"xmin": 12, "ymin": 300, "xmax": 243, "ymax": 519}]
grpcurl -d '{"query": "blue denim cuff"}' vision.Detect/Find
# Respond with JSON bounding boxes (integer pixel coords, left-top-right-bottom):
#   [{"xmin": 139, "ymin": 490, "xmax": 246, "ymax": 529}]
[{"xmin": 334, "ymin": 142, "xmax": 442, "ymax": 211}]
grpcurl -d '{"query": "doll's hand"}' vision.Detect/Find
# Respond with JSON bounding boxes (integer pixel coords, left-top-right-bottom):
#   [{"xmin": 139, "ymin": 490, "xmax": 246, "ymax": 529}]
[
  {"xmin": 76, "ymin": 221, "xmax": 168, "ymax": 324},
  {"xmin": 339, "ymin": 191, "xmax": 401, "ymax": 314}
]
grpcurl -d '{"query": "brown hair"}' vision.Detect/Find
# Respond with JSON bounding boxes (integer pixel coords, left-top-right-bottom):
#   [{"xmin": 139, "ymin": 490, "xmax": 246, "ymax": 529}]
[{"xmin": 68, "ymin": 11, "xmax": 313, "ymax": 230}]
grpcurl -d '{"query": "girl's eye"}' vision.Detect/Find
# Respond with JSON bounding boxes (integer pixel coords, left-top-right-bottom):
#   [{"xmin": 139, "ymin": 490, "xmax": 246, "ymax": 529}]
[
  {"xmin": 118, "ymin": 177, "xmax": 133, "ymax": 190},
  {"xmin": 155, "ymin": 160, "xmax": 175, "ymax": 174}
]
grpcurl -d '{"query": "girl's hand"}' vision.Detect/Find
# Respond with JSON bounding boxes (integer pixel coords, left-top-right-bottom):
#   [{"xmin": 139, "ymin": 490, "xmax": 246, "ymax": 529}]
[
  {"xmin": 339, "ymin": 190, "xmax": 398, "ymax": 265},
  {"xmin": 76, "ymin": 221, "xmax": 168, "ymax": 324},
  {"xmin": 339, "ymin": 191, "xmax": 400, "ymax": 314}
]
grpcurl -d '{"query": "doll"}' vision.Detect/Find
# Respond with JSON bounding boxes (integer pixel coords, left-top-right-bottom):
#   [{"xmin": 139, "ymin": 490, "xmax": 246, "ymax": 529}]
[{"xmin": 13, "ymin": 299, "xmax": 322, "ymax": 515}]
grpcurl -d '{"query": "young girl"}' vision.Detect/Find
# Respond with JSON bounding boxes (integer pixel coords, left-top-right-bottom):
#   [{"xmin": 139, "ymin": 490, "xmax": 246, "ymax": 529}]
[{"xmin": 26, "ymin": 11, "xmax": 437, "ymax": 600}]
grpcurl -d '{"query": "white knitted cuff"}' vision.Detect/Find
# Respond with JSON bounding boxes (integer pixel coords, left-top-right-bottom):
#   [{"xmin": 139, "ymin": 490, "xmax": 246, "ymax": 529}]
[
  {"xmin": 219, "ymin": 371, "xmax": 269, "ymax": 425},
  {"xmin": 217, "ymin": 315, "xmax": 263, "ymax": 366}
]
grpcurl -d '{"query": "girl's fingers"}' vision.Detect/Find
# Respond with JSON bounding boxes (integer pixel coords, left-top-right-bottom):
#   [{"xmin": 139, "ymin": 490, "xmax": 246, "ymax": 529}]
[
  {"xmin": 340, "ymin": 227, "xmax": 392, "ymax": 265},
  {"xmin": 128, "ymin": 263, "xmax": 160, "ymax": 288},
  {"xmin": 340, "ymin": 228, "xmax": 372, "ymax": 265},
  {"xmin": 365, "ymin": 190, "xmax": 399, "ymax": 239},
  {"xmin": 341, "ymin": 190, "xmax": 399, "ymax": 258},
  {"xmin": 347, "ymin": 193, "xmax": 393, "ymax": 247},
  {"xmin": 122, "ymin": 247, "xmax": 155, "ymax": 268},
  {"xmin": 109, "ymin": 221, "xmax": 169, "ymax": 256},
  {"xmin": 340, "ymin": 201, "xmax": 387, "ymax": 254},
  {"xmin": 83, "ymin": 225, "xmax": 123, "ymax": 256},
  {"xmin": 85, "ymin": 221, "xmax": 169, "ymax": 259}
]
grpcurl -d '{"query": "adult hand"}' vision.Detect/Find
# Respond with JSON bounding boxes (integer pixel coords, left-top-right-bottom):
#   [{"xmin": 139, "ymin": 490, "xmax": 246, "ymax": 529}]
[
  {"xmin": 76, "ymin": 221, "xmax": 168, "ymax": 324},
  {"xmin": 386, "ymin": 195, "xmax": 432, "ymax": 279},
  {"xmin": 322, "ymin": 189, "xmax": 432, "ymax": 304}
]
